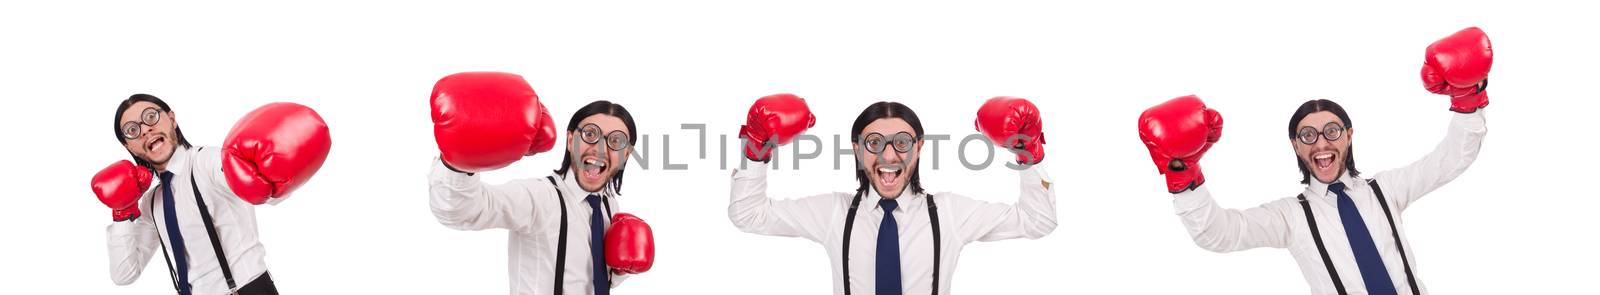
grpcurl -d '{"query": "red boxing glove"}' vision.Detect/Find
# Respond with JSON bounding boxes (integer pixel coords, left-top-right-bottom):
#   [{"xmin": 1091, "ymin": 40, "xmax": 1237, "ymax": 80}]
[
  {"xmin": 975, "ymin": 96, "xmax": 1047, "ymax": 164},
  {"xmin": 1137, "ymin": 95, "xmax": 1224, "ymax": 193},
  {"xmin": 431, "ymin": 72, "xmax": 559, "ymax": 172},
  {"xmin": 222, "ymin": 102, "xmax": 332, "ymax": 205},
  {"xmin": 605, "ymin": 213, "xmax": 655, "ymax": 274},
  {"xmin": 1421, "ymin": 27, "xmax": 1493, "ymax": 113},
  {"xmin": 532, "ymin": 102, "xmax": 558, "ymax": 156},
  {"xmin": 92, "ymin": 160, "xmax": 152, "ymax": 221},
  {"xmin": 738, "ymin": 93, "xmax": 816, "ymax": 162}
]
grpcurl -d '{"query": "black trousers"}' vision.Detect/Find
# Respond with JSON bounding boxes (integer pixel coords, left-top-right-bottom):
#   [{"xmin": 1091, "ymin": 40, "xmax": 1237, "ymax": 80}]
[{"xmin": 235, "ymin": 272, "xmax": 278, "ymax": 295}]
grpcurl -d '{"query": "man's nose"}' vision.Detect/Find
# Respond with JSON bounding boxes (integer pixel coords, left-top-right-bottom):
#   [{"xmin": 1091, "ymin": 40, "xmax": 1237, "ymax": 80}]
[
  {"xmin": 590, "ymin": 143, "xmax": 606, "ymax": 161},
  {"xmin": 141, "ymin": 125, "xmax": 157, "ymax": 140},
  {"xmin": 1313, "ymin": 137, "xmax": 1335, "ymax": 150},
  {"xmin": 880, "ymin": 149, "xmax": 902, "ymax": 162}
]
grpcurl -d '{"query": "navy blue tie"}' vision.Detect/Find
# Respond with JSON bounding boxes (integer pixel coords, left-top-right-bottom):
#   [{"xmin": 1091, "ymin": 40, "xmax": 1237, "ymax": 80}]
[
  {"xmin": 586, "ymin": 195, "xmax": 610, "ymax": 295},
  {"xmin": 159, "ymin": 172, "xmax": 191, "ymax": 295},
  {"xmin": 875, "ymin": 199, "xmax": 902, "ymax": 295},
  {"xmin": 1329, "ymin": 182, "xmax": 1398, "ymax": 295}
]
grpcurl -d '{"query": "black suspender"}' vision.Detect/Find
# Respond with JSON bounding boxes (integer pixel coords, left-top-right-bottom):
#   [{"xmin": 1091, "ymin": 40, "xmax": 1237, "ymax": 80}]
[
  {"xmin": 840, "ymin": 191, "xmax": 942, "ymax": 295},
  {"xmin": 926, "ymin": 196, "xmax": 942, "ymax": 295},
  {"xmin": 1297, "ymin": 194, "xmax": 1347, "ymax": 295},
  {"xmin": 546, "ymin": 176, "xmax": 569, "ymax": 295},
  {"xmin": 841, "ymin": 193, "xmax": 862, "ymax": 295},
  {"xmin": 544, "ymin": 176, "xmax": 614, "ymax": 294},
  {"xmin": 190, "ymin": 172, "xmax": 238, "ymax": 290},
  {"xmin": 150, "ymin": 147, "xmax": 241, "ymax": 294},
  {"xmin": 148, "ymin": 190, "xmax": 181, "ymax": 294},
  {"xmin": 1369, "ymin": 181, "xmax": 1422, "ymax": 294},
  {"xmin": 1299, "ymin": 180, "xmax": 1420, "ymax": 295}
]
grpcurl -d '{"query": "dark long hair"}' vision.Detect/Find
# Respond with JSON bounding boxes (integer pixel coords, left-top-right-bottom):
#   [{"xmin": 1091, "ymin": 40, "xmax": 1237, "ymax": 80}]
[
  {"xmin": 553, "ymin": 100, "xmax": 638, "ymax": 194},
  {"xmin": 851, "ymin": 101, "xmax": 926, "ymax": 195},
  {"xmin": 113, "ymin": 94, "xmax": 193, "ymax": 169},
  {"xmin": 1288, "ymin": 99, "xmax": 1359, "ymax": 184}
]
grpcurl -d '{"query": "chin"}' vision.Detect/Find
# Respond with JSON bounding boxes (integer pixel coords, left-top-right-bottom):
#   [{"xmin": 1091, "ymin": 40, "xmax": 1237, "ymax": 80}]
[
  {"xmin": 578, "ymin": 182, "xmax": 605, "ymax": 193},
  {"xmin": 1313, "ymin": 169, "xmax": 1344, "ymax": 184},
  {"xmin": 873, "ymin": 186, "xmax": 906, "ymax": 199},
  {"xmin": 146, "ymin": 154, "xmax": 172, "ymax": 167}
]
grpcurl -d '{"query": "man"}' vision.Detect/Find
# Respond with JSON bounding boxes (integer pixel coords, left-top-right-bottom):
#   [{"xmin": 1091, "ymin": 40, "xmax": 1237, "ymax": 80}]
[
  {"xmin": 92, "ymin": 94, "xmax": 332, "ymax": 295},
  {"xmin": 728, "ymin": 94, "xmax": 1057, "ymax": 295},
  {"xmin": 1137, "ymin": 27, "xmax": 1492, "ymax": 294},
  {"xmin": 427, "ymin": 71, "xmax": 655, "ymax": 295}
]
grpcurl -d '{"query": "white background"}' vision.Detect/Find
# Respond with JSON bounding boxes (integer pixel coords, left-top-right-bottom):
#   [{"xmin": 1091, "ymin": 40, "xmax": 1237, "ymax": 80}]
[{"xmin": 3, "ymin": 0, "xmax": 1595, "ymax": 293}]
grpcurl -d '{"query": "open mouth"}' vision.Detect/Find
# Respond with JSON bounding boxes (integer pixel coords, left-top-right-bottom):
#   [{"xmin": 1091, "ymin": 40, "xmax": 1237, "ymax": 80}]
[
  {"xmin": 145, "ymin": 135, "xmax": 167, "ymax": 153},
  {"xmin": 876, "ymin": 163, "xmax": 903, "ymax": 188},
  {"xmin": 1313, "ymin": 151, "xmax": 1336, "ymax": 170},
  {"xmin": 580, "ymin": 156, "xmax": 608, "ymax": 183}
]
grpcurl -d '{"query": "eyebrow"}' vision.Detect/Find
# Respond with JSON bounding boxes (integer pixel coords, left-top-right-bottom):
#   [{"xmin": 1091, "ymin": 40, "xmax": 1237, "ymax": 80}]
[{"xmin": 122, "ymin": 107, "xmax": 159, "ymax": 123}]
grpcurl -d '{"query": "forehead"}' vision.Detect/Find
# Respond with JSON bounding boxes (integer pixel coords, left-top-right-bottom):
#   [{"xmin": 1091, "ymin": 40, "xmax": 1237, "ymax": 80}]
[
  {"xmin": 577, "ymin": 114, "xmax": 628, "ymax": 133},
  {"xmin": 862, "ymin": 118, "xmax": 913, "ymax": 134},
  {"xmin": 1296, "ymin": 111, "xmax": 1342, "ymax": 128},
  {"xmin": 120, "ymin": 101, "xmax": 160, "ymax": 122}
]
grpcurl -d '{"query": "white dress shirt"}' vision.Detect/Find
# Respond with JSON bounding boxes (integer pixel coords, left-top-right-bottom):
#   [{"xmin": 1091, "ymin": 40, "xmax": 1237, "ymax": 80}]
[
  {"xmin": 1174, "ymin": 111, "xmax": 1487, "ymax": 294},
  {"xmin": 729, "ymin": 162, "xmax": 1057, "ymax": 295},
  {"xmin": 106, "ymin": 146, "xmax": 272, "ymax": 294},
  {"xmin": 428, "ymin": 158, "xmax": 630, "ymax": 295}
]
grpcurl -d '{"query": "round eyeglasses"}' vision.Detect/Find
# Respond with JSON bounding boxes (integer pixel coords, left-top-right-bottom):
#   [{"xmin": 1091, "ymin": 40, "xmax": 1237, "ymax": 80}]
[
  {"xmin": 578, "ymin": 123, "xmax": 631, "ymax": 151},
  {"xmin": 120, "ymin": 107, "xmax": 163, "ymax": 140},
  {"xmin": 1296, "ymin": 122, "xmax": 1346, "ymax": 145},
  {"xmin": 862, "ymin": 132, "xmax": 918, "ymax": 154}
]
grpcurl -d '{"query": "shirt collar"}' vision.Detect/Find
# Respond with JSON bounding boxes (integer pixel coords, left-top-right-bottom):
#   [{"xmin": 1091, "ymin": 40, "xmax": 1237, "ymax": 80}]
[
  {"xmin": 865, "ymin": 188, "xmax": 922, "ymax": 213},
  {"xmin": 1306, "ymin": 173, "xmax": 1357, "ymax": 199},
  {"xmin": 158, "ymin": 146, "xmax": 194, "ymax": 175},
  {"xmin": 557, "ymin": 170, "xmax": 617, "ymax": 199}
]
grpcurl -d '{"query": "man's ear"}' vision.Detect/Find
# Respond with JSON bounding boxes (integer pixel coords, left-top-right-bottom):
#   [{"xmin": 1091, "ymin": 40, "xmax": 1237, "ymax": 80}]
[
  {"xmin": 910, "ymin": 141, "xmax": 924, "ymax": 159},
  {"xmin": 1344, "ymin": 127, "xmax": 1354, "ymax": 144},
  {"xmin": 851, "ymin": 143, "xmax": 866, "ymax": 169}
]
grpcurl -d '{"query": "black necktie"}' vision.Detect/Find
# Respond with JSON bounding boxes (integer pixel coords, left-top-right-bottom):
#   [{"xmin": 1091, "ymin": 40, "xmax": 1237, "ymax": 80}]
[
  {"xmin": 160, "ymin": 172, "xmax": 191, "ymax": 295},
  {"xmin": 586, "ymin": 194, "xmax": 610, "ymax": 295},
  {"xmin": 876, "ymin": 199, "xmax": 902, "ymax": 295},
  {"xmin": 1329, "ymin": 182, "xmax": 1398, "ymax": 295}
]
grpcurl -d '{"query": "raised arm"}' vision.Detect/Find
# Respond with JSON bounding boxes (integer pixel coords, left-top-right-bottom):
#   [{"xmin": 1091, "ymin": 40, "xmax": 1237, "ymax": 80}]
[
  {"xmin": 963, "ymin": 96, "xmax": 1057, "ymax": 242},
  {"xmin": 1373, "ymin": 111, "xmax": 1486, "ymax": 211},
  {"xmin": 91, "ymin": 160, "xmax": 159, "ymax": 284},
  {"xmin": 953, "ymin": 164, "xmax": 1058, "ymax": 243},
  {"xmin": 728, "ymin": 161, "xmax": 842, "ymax": 242},
  {"xmin": 1374, "ymin": 27, "xmax": 1493, "ymax": 211},
  {"xmin": 727, "ymin": 93, "xmax": 829, "ymax": 241},
  {"xmin": 1172, "ymin": 186, "xmax": 1295, "ymax": 252},
  {"xmin": 105, "ymin": 216, "xmax": 160, "ymax": 285},
  {"xmin": 426, "ymin": 71, "xmax": 562, "ymax": 232},
  {"xmin": 428, "ymin": 159, "xmax": 557, "ymax": 232},
  {"xmin": 1137, "ymin": 95, "xmax": 1274, "ymax": 251}
]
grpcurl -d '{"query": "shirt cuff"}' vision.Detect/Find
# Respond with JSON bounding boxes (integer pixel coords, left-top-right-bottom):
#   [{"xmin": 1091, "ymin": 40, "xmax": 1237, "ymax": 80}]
[
  {"xmin": 610, "ymin": 272, "xmax": 631, "ymax": 288},
  {"xmin": 1171, "ymin": 185, "xmax": 1213, "ymax": 215},
  {"xmin": 732, "ymin": 161, "xmax": 769, "ymax": 179},
  {"xmin": 431, "ymin": 157, "xmax": 479, "ymax": 188},
  {"xmin": 106, "ymin": 218, "xmax": 141, "ymax": 236},
  {"xmin": 1021, "ymin": 162, "xmax": 1053, "ymax": 190},
  {"xmin": 1454, "ymin": 108, "xmax": 1488, "ymax": 129}
]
